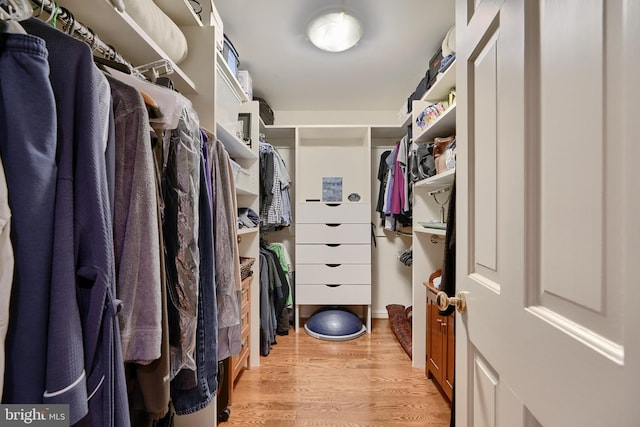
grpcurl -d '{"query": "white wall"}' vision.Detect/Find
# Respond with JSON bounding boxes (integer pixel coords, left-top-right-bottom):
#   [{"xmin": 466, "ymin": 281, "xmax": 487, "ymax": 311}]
[{"xmin": 274, "ymin": 110, "xmax": 399, "ymax": 127}]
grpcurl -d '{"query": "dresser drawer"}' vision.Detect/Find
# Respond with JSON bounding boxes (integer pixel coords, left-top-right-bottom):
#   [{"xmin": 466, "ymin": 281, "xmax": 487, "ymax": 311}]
[
  {"xmin": 296, "ymin": 264, "xmax": 370, "ymax": 285},
  {"xmin": 296, "ymin": 284, "xmax": 371, "ymax": 305},
  {"xmin": 296, "ymin": 203, "xmax": 370, "ymax": 223},
  {"xmin": 296, "ymin": 223, "xmax": 370, "ymax": 244},
  {"xmin": 296, "ymin": 244, "xmax": 371, "ymax": 264}
]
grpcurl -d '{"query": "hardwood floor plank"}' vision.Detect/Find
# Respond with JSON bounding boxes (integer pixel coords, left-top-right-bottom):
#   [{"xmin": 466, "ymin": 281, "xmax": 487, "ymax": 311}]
[{"xmin": 222, "ymin": 319, "xmax": 451, "ymax": 426}]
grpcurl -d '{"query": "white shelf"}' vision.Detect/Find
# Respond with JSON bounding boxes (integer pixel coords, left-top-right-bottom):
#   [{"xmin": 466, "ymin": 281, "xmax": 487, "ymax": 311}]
[
  {"xmin": 413, "ymin": 104, "xmax": 457, "ymax": 143},
  {"xmin": 400, "ymin": 113, "xmax": 412, "ymax": 128},
  {"xmin": 414, "ymin": 168, "xmax": 456, "ymax": 192},
  {"xmin": 154, "ymin": 0, "xmax": 203, "ymax": 26},
  {"xmin": 414, "ymin": 227, "xmax": 447, "ymax": 236},
  {"xmin": 237, "ymin": 227, "xmax": 259, "ymax": 236},
  {"xmin": 263, "ymin": 125, "xmax": 296, "ymax": 140},
  {"xmin": 236, "ymin": 184, "xmax": 258, "ymax": 196},
  {"xmin": 216, "ymin": 122, "xmax": 258, "ymax": 161},
  {"xmin": 57, "ymin": 0, "xmax": 197, "ymax": 94},
  {"xmin": 421, "ymin": 61, "xmax": 456, "ymax": 102},
  {"xmin": 216, "ymin": 51, "xmax": 250, "ymax": 103}
]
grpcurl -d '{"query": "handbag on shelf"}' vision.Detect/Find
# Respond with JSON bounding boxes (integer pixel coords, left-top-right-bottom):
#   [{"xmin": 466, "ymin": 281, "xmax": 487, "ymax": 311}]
[
  {"xmin": 433, "ymin": 135, "xmax": 456, "ymax": 175},
  {"xmin": 409, "ymin": 142, "xmax": 436, "ymax": 182}
]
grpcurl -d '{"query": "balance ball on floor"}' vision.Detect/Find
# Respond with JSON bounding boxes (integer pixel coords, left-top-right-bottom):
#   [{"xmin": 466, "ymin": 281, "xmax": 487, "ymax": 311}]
[{"xmin": 304, "ymin": 308, "xmax": 366, "ymax": 341}]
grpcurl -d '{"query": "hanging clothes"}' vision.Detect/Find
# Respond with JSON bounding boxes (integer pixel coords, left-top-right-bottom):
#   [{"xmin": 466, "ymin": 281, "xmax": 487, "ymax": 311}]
[
  {"xmin": 258, "ymin": 243, "xmax": 289, "ymax": 354},
  {"xmin": 20, "ymin": 18, "xmax": 130, "ymax": 427},
  {"xmin": 378, "ymin": 139, "xmax": 412, "ymax": 231},
  {"xmin": 0, "ymin": 29, "xmax": 58, "ymax": 407},
  {"xmin": 0, "ymin": 157, "xmax": 13, "ymax": 402},
  {"xmin": 124, "ymin": 129, "xmax": 172, "ymax": 425},
  {"xmin": 375, "ymin": 150, "xmax": 392, "ymax": 223},
  {"xmin": 211, "ymin": 138, "xmax": 242, "ymax": 361},
  {"xmin": 107, "ymin": 81, "xmax": 170, "ymax": 425},
  {"xmin": 259, "ymin": 141, "xmax": 292, "ymax": 229},
  {"xmin": 171, "ymin": 148, "xmax": 218, "ymax": 415},
  {"xmin": 161, "ymin": 105, "xmax": 201, "ymax": 379},
  {"xmin": 107, "ymin": 75, "xmax": 162, "ymax": 366},
  {"xmin": 267, "ymin": 242, "xmax": 293, "ymax": 334}
]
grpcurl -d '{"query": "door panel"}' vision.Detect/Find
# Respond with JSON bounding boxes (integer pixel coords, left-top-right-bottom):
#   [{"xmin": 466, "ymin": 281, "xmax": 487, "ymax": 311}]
[
  {"xmin": 538, "ymin": 0, "xmax": 605, "ymax": 313},
  {"xmin": 526, "ymin": 0, "xmax": 623, "ymax": 349},
  {"xmin": 456, "ymin": 0, "xmax": 639, "ymax": 426},
  {"xmin": 473, "ymin": 30, "xmax": 499, "ymax": 274},
  {"xmin": 472, "ymin": 353, "xmax": 498, "ymax": 427}
]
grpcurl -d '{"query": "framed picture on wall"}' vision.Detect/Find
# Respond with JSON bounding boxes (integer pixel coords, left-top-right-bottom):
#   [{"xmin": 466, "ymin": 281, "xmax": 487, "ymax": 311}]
[
  {"xmin": 238, "ymin": 113, "xmax": 251, "ymax": 147},
  {"xmin": 322, "ymin": 177, "xmax": 343, "ymax": 202}
]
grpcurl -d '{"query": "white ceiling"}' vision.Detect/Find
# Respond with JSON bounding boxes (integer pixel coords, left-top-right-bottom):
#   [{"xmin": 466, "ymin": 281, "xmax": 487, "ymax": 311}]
[{"xmin": 213, "ymin": 0, "xmax": 455, "ymax": 112}]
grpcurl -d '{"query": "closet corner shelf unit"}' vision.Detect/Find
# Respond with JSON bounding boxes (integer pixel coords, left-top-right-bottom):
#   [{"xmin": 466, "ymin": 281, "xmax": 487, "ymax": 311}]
[
  {"xmin": 423, "ymin": 61, "xmax": 457, "ymax": 102},
  {"xmin": 413, "ymin": 104, "xmax": 457, "ymax": 143},
  {"xmin": 414, "ymin": 227, "xmax": 447, "ymax": 236},
  {"xmin": 56, "ymin": 0, "xmax": 197, "ymax": 94},
  {"xmin": 400, "ymin": 61, "xmax": 457, "ymax": 129},
  {"xmin": 410, "ymin": 56, "xmax": 456, "ymax": 371},
  {"xmin": 237, "ymin": 227, "xmax": 259, "ymax": 236},
  {"xmin": 414, "ymin": 168, "xmax": 456, "ymax": 191},
  {"xmin": 215, "ymin": 50, "xmax": 250, "ymax": 104},
  {"xmin": 215, "ymin": 123, "xmax": 258, "ymax": 161},
  {"xmin": 153, "ymin": 0, "xmax": 203, "ymax": 27}
]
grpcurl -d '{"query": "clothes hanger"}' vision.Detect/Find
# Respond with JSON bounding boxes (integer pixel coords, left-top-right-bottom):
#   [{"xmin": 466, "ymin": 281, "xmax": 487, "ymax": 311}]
[
  {"xmin": 94, "ymin": 55, "xmax": 132, "ymax": 74},
  {"xmin": 0, "ymin": 0, "xmax": 31, "ymax": 34},
  {"xmin": 0, "ymin": 0, "xmax": 32, "ymax": 21}
]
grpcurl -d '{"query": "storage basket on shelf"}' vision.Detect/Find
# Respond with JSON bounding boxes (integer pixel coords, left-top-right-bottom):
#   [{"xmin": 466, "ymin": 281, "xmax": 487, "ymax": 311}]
[{"xmin": 239, "ymin": 257, "xmax": 255, "ymax": 280}]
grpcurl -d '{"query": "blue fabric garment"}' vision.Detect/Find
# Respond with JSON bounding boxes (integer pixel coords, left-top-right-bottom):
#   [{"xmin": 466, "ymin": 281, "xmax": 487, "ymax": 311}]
[
  {"xmin": 0, "ymin": 32, "xmax": 57, "ymax": 405},
  {"xmin": 21, "ymin": 18, "xmax": 130, "ymax": 427},
  {"xmin": 171, "ymin": 151, "xmax": 217, "ymax": 415},
  {"xmin": 438, "ymin": 53, "xmax": 456, "ymax": 74}
]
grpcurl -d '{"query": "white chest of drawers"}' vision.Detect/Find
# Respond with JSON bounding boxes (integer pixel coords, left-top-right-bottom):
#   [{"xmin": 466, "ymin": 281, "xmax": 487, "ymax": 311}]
[{"xmin": 294, "ymin": 203, "xmax": 372, "ymax": 332}]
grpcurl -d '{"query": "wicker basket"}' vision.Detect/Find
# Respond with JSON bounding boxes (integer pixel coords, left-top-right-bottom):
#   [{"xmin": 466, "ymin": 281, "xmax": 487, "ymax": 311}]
[{"xmin": 239, "ymin": 257, "xmax": 255, "ymax": 280}]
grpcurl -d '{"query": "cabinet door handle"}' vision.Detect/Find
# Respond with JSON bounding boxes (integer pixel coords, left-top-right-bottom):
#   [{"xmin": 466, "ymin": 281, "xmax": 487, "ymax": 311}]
[
  {"xmin": 326, "ymin": 243, "xmax": 341, "ymax": 247},
  {"xmin": 441, "ymin": 323, "xmax": 447, "ymax": 327},
  {"xmin": 325, "ymin": 223, "xmax": 341, "ymax": 227},
  {"xmin": 325, "ymin": 263, "xmax": 341, "ymax": 268},
  {"xmin": 325, "ymin": 284, "xmax": 341, "ymax": 288}
]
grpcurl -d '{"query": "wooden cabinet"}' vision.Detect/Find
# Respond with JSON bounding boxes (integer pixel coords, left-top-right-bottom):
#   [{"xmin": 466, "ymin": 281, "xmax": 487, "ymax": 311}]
[
  {"xmin": 227, "ymin": 276, "xmax": 252, "ymax": 405},
  {"xmin": 425, "ymin": 282, "xmax": 454, "ymax": 401}
]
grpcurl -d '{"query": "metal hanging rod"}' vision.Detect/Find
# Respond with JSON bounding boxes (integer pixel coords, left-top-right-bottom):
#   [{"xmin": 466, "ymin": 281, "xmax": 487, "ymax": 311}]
[{"xmin": 30, "ymin": 0, "xmax": 132, "ymax": 68}]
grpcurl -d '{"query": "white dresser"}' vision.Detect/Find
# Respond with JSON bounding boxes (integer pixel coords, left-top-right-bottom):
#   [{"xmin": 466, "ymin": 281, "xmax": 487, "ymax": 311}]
[{"xmin": 294, "ymin": 203, "xmax": 372, "ymax": 332}]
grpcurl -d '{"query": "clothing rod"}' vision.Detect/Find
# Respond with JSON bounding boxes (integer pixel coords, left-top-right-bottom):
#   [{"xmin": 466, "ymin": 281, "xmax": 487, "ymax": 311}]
[{"xmin": 29, "ymin": 0, "xmax": 132, "ymax": 69}]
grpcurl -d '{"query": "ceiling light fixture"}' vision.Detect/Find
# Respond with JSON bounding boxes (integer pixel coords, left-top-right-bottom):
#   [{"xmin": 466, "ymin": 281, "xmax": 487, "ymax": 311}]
[{"xmin": 307, "ymin": 11, "xmax": 362, "ymax": 53}]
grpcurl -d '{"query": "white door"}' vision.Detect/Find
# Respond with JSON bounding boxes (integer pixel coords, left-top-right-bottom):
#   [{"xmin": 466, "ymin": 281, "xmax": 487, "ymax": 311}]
[{"xmin": 455, "ymin": 0, "xmax": 640, "ymax": 426}]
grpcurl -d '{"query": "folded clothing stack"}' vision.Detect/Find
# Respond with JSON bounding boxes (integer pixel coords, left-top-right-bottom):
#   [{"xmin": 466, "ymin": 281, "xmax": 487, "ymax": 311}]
[{"xmin": 237, "ymin": 207, "xmax": 259, "ymax": 229}]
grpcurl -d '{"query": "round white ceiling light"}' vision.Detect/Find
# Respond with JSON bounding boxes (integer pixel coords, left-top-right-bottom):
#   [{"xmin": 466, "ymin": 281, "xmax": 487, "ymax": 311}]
[{"xmin": 307, "ymin": 11, "xmax": 362, "ymax": 53}]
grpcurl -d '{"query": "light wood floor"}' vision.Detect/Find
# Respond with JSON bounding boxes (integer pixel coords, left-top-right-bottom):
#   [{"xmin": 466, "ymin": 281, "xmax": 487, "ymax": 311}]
[{"xmin": 223, "ymin": 319, "xmax": 451, "ymax": 427}]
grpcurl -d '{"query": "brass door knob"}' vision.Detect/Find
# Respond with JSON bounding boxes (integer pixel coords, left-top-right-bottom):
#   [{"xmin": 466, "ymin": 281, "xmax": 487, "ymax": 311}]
[{"xmin": 436, "ymin": 291, "xmax": 467, "ymax": 314}]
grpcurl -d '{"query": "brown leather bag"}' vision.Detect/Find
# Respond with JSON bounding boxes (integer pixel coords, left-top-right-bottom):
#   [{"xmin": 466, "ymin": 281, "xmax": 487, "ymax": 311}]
[{"xmin": 433, "ymin": 135, "xmax": 455, "ymax": 174}]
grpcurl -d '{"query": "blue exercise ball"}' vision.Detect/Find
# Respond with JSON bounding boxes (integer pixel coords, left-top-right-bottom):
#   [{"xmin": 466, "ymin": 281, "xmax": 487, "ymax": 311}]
[{"xmin": 304, "ymin": 308, "xmax": 366, "ymax": 341}]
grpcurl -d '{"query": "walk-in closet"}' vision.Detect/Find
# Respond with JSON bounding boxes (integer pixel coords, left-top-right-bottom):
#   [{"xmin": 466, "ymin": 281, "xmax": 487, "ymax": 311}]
[{"xmin": 1, "ymin": 1, "xmax": 638, "ymax": 426}]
